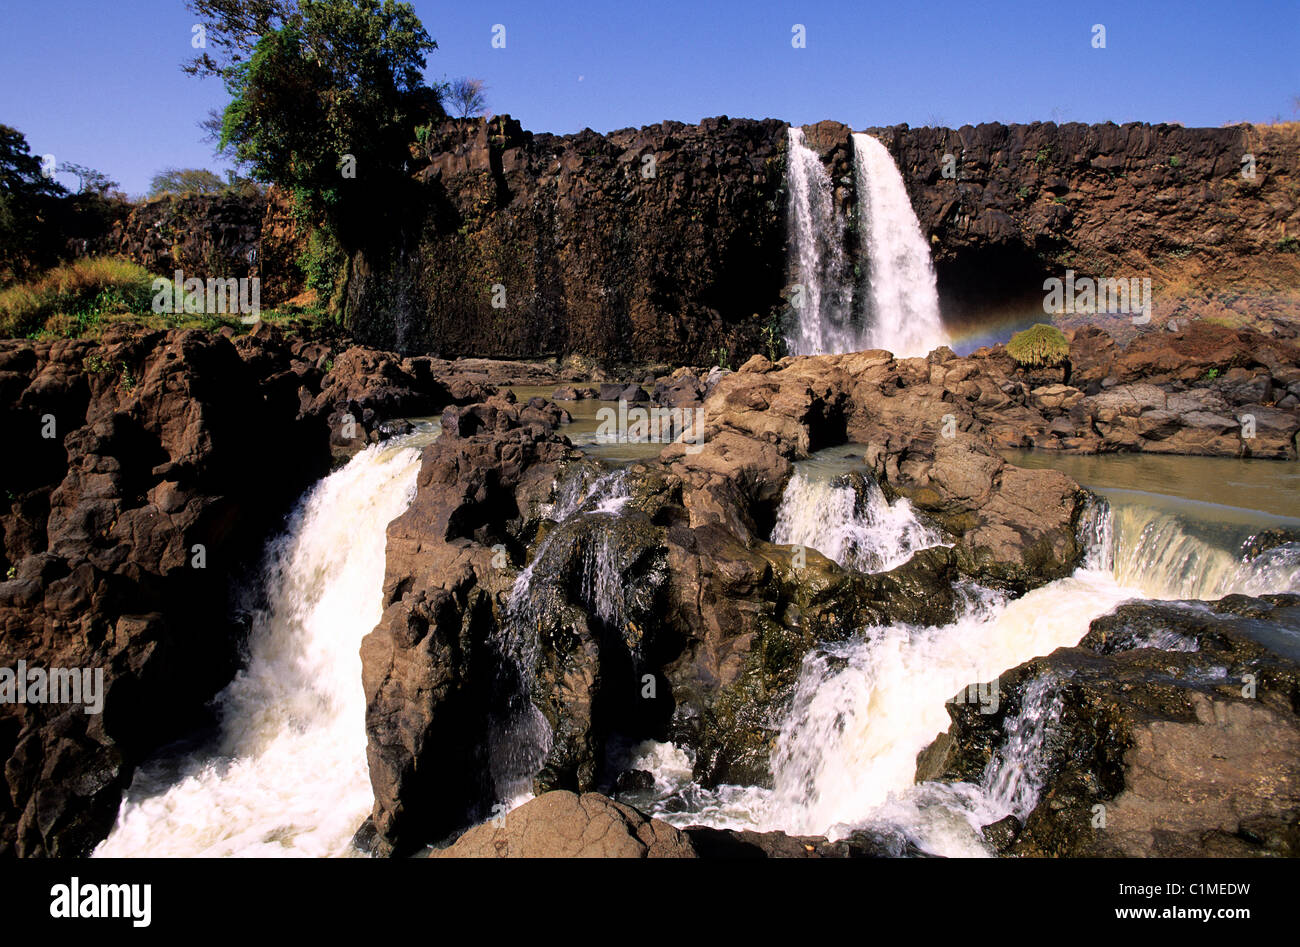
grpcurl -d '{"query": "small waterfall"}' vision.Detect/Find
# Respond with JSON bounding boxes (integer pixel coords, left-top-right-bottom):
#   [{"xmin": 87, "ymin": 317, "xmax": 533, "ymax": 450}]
[
  {"xmin": 784, "ymin": 126, "xmax": 855, "ymax": 356},
  {"xmin": 853, "ymin": 133, "xmax": 947, "ymax": 358},
  {"xmin": 771, "ymin": 469, "xmax": 943, "ymax": 573},
  {"xmin": 979, "ymin": 675, "xmax": 1065, "ymax": 821},
  {"xmin": 490, "ymin": 468, "xmax": 632, "ymax": 807},
  {"xmin": 1079, "ymin": 495, "xmax": 1300, "ymax": 600},
  {"xmin": 96, "ymin": 438, "xmax": 426, "ymax": 857},
  {"xmin": 763, "ymin": 577, "xmax": 1129, "ymax": 842}
]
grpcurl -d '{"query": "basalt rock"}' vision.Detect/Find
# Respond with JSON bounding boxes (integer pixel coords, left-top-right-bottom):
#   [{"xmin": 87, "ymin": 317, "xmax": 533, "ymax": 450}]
[{"xmin": 919, "ymin": 593, "xmax": 1300, "ymax": 857}]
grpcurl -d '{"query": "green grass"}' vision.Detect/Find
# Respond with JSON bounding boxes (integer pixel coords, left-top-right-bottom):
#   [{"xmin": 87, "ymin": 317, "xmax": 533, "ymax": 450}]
[
  {"xmin": 0, "ymin": 257, "xmax": 333, "ymax": 340},
  {"xmin": 0, "ymin": 257, "xmax": 157, "ymax": 338}
]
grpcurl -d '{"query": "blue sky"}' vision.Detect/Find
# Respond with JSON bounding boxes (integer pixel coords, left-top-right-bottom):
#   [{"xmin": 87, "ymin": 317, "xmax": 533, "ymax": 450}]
[{"xmin": 1, "ymin": 0, "xmax": 1296, "ymax": 196}]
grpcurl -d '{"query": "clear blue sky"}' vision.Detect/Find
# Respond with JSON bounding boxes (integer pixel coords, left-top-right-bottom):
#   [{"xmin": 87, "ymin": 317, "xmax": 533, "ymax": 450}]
[{"xmin": 1, "ymin": 0, "xmax": 1296, "ymax": 197}]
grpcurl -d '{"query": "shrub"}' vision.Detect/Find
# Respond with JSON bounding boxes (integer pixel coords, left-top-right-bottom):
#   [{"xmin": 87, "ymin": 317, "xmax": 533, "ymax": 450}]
[
  {"xmin": 0, "ymin": 257, "xmax": 156, "ymax": 337},
  {"xmin": 1007, "ymin": 323, "xmax": 1069, "ymax": 369}
]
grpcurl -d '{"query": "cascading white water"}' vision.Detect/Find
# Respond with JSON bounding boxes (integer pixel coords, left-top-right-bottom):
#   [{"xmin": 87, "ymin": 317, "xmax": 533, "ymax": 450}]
[
  {"xmin": 853, "ymin": 133, "xmax": 948, "ymax": 358},
  {"xmin": 490, "ymin": 468, "xmax": 632, "ymax": 808},
  {"xmin": 771, "ymin": 469, "xmax": 943, "ymax": 573},
  {"xmin": 1081, "ymin": 497, "xmax": 1300, "ymax": 600},
  {"xmin": 783, "ymin": 126, "xmax": 949, "ymax": 358},
  {"xmin": 95, "ymin": 438, "xmax": 426, "ymax": 858},
  {"xmin": 636, "ymin": 488, "xmax": 1300, "ymax": 855},
  {"xmin": 784, "ymin": 127, "xmax": 855, "ymax": 357},
  {"xmin": 979, "ymin": 674, "xmax": 1065, "ymax": 821}
]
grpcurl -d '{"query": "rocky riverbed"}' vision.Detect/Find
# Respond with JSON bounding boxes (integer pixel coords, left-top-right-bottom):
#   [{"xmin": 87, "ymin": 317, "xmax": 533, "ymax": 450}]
[{"xmin": 1, "ymin": 317, "xmax": 1297, "ymax": 857}]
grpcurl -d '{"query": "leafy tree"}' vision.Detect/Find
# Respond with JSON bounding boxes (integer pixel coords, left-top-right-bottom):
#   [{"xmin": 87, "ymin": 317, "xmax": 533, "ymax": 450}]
[
  {"xmin": 0, "ymin": 125, "xmax": 65, "ymax": 280},
  {"xmin": 183, "ymin": 0, "xmax": 297, "ymax": 78},
  {"xmin": 196, "ymin": 0, "xmax": 441, "ymax": 251},
  {"xmin": 447, "ymin": 77, "xmax": 487, "ymax": 118},
  {"xmin": 148, "ymin": 167, "xmax": 227, "ymax": 197},
  {"xmin": 55, "ymin": 162, "xmax": 121, "ymax": 198}
]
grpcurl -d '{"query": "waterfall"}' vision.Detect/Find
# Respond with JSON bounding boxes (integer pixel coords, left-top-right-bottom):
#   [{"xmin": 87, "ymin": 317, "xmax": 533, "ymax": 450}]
[
  {"xmin": 1079, "ymin": 496, "xmax": 1300, "ymax": 600},
  {"xmin": 783, "ymin": 126, "xmax": 949, "ymax": 358},
  {"xmin": 853, "ymin": 133, "xmax": 948, "ymax": 358},
  {"xmin": 763, "ymin": 575, "xmax": 1133, "ymax": 845},
  {"xmin": 771, "ymin": 469, "xmax": 944, "ymax": 573},
  {"xmin": 979, "ymin": 675, "xmax": 1065, "ymax": 821},
  {"xmin": 95, "ymin": 438, "xmax": 426, "ymax": 857},
  {"xmin": 638, "ymin": 487, "xmax": 1299, "ymax": 855},
  {"xmin": 784, "ymin": 127, "xmax": 855, "ymax": 357},
  {"xmin": 489, "ymin": 468, "xmax": 632, "ymax": 807}
]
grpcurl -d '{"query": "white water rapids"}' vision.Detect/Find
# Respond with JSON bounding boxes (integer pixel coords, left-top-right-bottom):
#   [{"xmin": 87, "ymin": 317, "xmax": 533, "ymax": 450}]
[
  {"xmin": 90, "ymin": 420, "xmax": 1298, "ymax": 858},
  {"xmin": 95, "ymin": 438, "xmax": 426, "ymax": 857},
  {"xmin": 784, "ymin": 126, "xmax": 948, "ymax": 358},
  {"xmin": 631, "ymin": 481, "xmax": 1300, "ymax": 856}
]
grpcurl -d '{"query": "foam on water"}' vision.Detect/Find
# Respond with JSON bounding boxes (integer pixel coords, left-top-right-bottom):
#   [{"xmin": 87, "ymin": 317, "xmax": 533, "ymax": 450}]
[{"xmin": 96, "ymin": 438, "xmax": 426, "ymax": 857}]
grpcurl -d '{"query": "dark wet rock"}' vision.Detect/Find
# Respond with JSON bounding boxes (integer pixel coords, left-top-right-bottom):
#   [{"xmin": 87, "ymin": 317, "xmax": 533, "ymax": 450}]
[
  {"xmin": 981, "ymin": 815, "xmax": 1022, "ymax": 853},
  {"xmin": 613, "ymin": 769, "xmax": 656, "ymax": 794},
  {"xmin": 919, "ymin": 593, "xmax": 1300, "ymax": 857}
]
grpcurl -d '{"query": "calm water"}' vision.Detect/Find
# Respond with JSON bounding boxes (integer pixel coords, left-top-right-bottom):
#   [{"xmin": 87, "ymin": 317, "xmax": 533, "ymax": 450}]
[
  {"xmin": 1002, "ymin": 449, "xmax": 1300, "ymax": 524},
  {"xmin": 507, "ymin": 384, "xmax": 674, "ymax": 464}
]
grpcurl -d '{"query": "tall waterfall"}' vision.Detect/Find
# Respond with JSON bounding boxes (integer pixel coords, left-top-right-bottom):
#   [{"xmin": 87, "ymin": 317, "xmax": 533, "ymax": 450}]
[
  {"xmin": 853, "ymin": 133, "xmax": 948, "ymax": 358},
  {"xmin": 784, "ymin": 127, "xmax": 855, "ymax": 356},
  {"xmin": 95, "ymin": 439, "xmax": 425, "ymax": 858},
  {"xmin": 783, "ymin": 126, "xmax": 948, "ymax": 358}
]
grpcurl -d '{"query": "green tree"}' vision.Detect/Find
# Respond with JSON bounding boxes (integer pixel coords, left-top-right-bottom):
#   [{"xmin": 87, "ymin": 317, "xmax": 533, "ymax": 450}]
[
  {"xmin": 148, "ymin": 167, "xmax": 227, "ymax": 198},
  {"xmin": 55, "ymin": 162, "xmax": 121, "ymax": 198},
  {"xmin": 0, "ymin": 125, "xmax": 65, "ymax": 281},
  {"xmin": 207, "ymin": 0, "xmax": 442, "ymax": 246}
]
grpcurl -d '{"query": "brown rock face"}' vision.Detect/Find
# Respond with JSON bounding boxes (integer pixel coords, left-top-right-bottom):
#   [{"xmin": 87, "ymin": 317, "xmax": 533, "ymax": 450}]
[
  {"xmin": 102, "ymin": 187, "xmax": 306, "ymax": 308},
  {"xmin": 929, "ymin": 323, "xmax": 1300, "ymax": 458},
  {"xmin": 875, "ymin": 121, "xmax": 1300, "ymax": 337},
  {"xmin": 432, "ymin": 791, "xmax": 697, "ymax": 858},
  {"xmin": 362, "ymin": 345, "xmax": 1095, "ymax": 855},
  {"xmin": 345, "ymin": 114, "xmax": 791, "ymax": 362},
  {"xmin": 0, "ymin": 326, "xmax": 473, "ymax": 856},
  {"xmin": 432, "ymin": 790, "xmax": 922, "ymax": 858}
]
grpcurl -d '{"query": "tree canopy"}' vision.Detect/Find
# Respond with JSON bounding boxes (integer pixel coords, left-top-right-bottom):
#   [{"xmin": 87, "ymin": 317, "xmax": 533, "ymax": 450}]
[
  {"xmin": 199, "ymin": 0, "xmax": 443, "ymax": 247},
  {"xmin": 0, "ymin": 125, "xmax": 65, "ymax": 280},
  {"xmin": 148, "ymin": 167, "xmax": 227, "ymax": 198}
]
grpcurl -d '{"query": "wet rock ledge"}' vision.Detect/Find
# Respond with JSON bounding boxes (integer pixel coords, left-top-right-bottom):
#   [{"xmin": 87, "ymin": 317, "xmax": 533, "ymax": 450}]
[{"xmin": 360, "ymin": 346, "xmax": 1093, "ymax": 855}]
